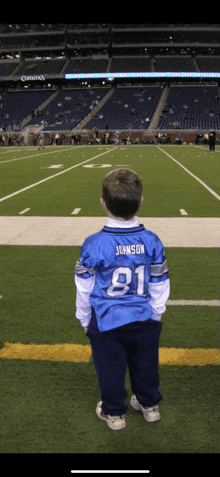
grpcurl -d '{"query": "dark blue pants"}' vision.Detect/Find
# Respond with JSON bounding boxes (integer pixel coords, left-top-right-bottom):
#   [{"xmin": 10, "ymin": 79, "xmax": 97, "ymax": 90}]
[{"xmin": 87, "ymin": 310, "xmax": 162, "ymax": 416}]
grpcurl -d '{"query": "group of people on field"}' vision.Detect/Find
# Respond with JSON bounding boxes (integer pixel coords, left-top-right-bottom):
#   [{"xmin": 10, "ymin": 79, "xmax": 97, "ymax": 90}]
[{"xmin": 195, "ymin": 130, "xmax": 216, "ymax": 150}]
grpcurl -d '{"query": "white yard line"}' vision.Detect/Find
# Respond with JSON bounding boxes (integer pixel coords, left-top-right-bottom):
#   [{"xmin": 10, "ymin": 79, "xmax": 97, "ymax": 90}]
[
  {"xmin": 0, "ymin": 146, "xmax": 77, "ymax": 164},
  {"xmin": 194, "ymin": 145, "xmax": 219, "ymax": 153},
  {"xmin": 0, "ymin": 149, "xmax": 113, "ymax": 203},
  {"xmin": 0, "ymin": 216, "xmax": 219, "ymax": 247},
  {"xmin": 71, "ymin": 208, "xmax": 81, "ymax": 215},
  {"xmin": 19, "ymin": 208, "xmax": 30, "ymax": 215},
  {"xmin": 0, "ymin": 147, "xmax": 27, "ymax": 155},
  {"xmin": 157, "ymin": 146, "xmax": 219, "ymax": 201},
  {"xmin": 167, "ymin": 300, "xmax": 220, "ymax": 306}
]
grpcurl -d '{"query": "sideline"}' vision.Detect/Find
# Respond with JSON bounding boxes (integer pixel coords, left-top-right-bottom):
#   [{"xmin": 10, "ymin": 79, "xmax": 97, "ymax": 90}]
[
  {"xmin": 0, "ymin": 342, "xmax": 218, "ymax": 365},
  {"xmin": 0, "ymin": 216, "xmax": 219, "ymax": 247},
  {"xmin": 157, "ymin": 146, "xmax": 219, "ymax": 201},
  {"xmin": 194, "ymin": 145, "xmax": 219, "ymax": 153}
]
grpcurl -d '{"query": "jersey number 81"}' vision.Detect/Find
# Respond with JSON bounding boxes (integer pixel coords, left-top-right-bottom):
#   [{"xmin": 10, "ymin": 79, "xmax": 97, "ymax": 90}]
[{"xmin": 106, "ymin": 265, "xmax": 145, "ymax": 297}]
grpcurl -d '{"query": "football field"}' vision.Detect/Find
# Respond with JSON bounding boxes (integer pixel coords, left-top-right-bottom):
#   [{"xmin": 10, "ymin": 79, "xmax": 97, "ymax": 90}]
[{"xmin": 0, "ymin": 144, "xmax": 219, "ymax": 464}]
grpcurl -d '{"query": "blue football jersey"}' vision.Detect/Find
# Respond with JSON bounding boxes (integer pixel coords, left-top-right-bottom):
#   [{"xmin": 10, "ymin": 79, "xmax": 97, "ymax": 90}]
[{"xmin": 75, "ymin": 224, "xmax": 168, "ymax": 332}]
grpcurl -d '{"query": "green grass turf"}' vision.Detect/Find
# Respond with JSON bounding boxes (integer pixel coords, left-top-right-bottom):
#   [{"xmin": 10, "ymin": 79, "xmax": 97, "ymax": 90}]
[
  {"xmin": 158, "ymin": 145, "xmax": 219, "ymax": 195},
  {"xmin": 1, "ymin": 244, "xmax": 218, "ymax": 454},
  {"xmin": 0, "ymin": 145, "xmax": 219, "ymax": 217},
  {"xmin": 0, "ymin": 246, "xmax": 218, "ymax": 348},
  {"xmin": 0, "ymin": 144, "xmax": 219, "ymax": 457},
  {"xmin": 0, "ymin": 360, "xmax": 218, "ymax": 453}
]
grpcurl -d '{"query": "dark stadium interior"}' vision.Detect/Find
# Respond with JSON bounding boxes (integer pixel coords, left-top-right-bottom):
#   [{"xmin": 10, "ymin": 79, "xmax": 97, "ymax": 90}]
[{"xmin": 0, "ymin": 24, "xmax": 219, "ymax": 145}]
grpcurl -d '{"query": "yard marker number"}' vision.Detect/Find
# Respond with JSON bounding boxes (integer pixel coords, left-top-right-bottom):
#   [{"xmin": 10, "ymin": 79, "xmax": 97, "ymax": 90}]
[
  {"xmin": 45, "ymin": 164, "xmax": 64, "ymax": 169},
  {"xmin": 0, "ymin": 148, "xmax": 113, "ymax": 203}
]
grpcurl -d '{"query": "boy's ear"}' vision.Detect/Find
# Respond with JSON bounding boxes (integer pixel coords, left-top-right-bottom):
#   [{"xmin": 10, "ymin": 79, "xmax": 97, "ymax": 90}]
[
  {"xmin": 140, "ymin": 196, "xmax": 144, "ymax": 206},
  {"xmin": 100, "ymin": 197, "xmax": 107, "ymax": 212}
]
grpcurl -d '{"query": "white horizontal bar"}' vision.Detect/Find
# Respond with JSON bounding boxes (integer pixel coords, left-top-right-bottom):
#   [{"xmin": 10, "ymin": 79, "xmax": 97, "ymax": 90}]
[
  {"xmin": 0, "ymin": 217, "xmax": 219, "ymax": 247},
  {"xmin": 167, "ymin": 300, "xmax": 220, "ymax": 306}
]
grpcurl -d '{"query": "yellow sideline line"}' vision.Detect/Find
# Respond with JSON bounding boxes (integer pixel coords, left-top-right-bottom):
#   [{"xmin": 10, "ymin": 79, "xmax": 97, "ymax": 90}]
[
  {"xmin": 0, "ymin": 343, "xmax": 219, "ymax": 365},
  {"xmin": 0, "ymin": 343, "xmax": 92, "ymax": 363}
]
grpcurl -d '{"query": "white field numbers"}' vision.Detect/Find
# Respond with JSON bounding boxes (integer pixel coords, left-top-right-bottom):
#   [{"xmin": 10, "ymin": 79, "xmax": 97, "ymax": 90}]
[{"xmin": 107, "ymin": 265, "xmax": 145, "ymax": 297}]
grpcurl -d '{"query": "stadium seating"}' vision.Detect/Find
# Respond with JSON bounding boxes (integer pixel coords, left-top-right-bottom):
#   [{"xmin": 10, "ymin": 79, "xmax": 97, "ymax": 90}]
[
  {"xmin": 154, "ymin": 55, "xmax": 196, "ymax": 72},
  {"xmin": 0, "ymin": 90, "xmax": 52, "ymax": 130},
  {"xmin": 110, "ymin": 56, "xmax": 152, "ymax": 72},
  {"xmin": 16, "ymin": 59, "xmax": 66, "ymax": 76},
  {"xmin": 65, "ymin": 58, "xmax": 109, "ymax": 74},
  {"xmin": 0, "ymin": 83, "xmax": 219, "ymax": 133},
  {"xmin": 0, "ymin": 62, "xmax": 19, "ymax": 77},
  {"xmin": 27, "ymin": 88, "xmax": 109, "ymax": 131},
  {"xmin": 157, "ymin": 85, "xmax": 220, "ymax": 130},
  {"xmin": 85, "ymin": 86, "xmax": 162, "ymax": 130},
  {"xmin": 196, "ymin": 55, "xmax": 220, "ymax": 72},
  {"xmin": 0, "ymin": 53, "xmax": 219, "ymax": 80}
]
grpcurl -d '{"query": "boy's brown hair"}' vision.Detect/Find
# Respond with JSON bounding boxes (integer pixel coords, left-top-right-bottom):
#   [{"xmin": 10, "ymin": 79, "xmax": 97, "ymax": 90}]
[{"xmin": 101, "ymin": 168, "xmax": 143, "ymax": 220}]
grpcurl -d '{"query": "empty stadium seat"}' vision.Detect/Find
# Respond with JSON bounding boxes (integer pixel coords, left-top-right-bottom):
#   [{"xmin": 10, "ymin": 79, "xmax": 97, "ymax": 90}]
[
  {"xmin": 0, "ymin": 90, "xmax": 52, "ymax": 130},
  {"xmin": 28, "ymin": 88, "xmax": 109, "ymax": 131},
  {"xmin": 157, "ymin": 85, "xmax": 220, "ymax": 130},
  {"xmin": 86, "ymin": 86, "xmax": 162, "ymax": 130}
]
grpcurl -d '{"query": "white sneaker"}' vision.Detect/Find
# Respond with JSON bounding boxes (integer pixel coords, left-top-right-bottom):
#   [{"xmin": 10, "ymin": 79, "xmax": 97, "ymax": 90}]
[
  {"xmin": 96, "ymin": 401, "xmax": 126, "ymax": 431},
  {"xmin": 130, "ymin": 395, "xmax": 161, "ymax": 422}
]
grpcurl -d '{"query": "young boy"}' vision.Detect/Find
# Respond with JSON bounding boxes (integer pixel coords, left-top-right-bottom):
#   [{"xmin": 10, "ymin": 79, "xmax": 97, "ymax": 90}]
[{"xmin": 74, "ymin": 169, "xmax": 170, "ymax": 431}]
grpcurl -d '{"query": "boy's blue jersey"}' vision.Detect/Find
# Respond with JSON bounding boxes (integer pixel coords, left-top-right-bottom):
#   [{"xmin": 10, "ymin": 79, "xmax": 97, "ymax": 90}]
[{"xmin": 75, "ymin": 224, "xmax": 168, "ymax": 332}]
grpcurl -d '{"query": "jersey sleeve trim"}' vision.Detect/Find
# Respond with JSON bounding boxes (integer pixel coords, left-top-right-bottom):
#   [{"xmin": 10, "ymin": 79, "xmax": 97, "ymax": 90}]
[
  {"xmin": 75, "ymin": 260, "xmax": 96, "ymax": 277},
  {"xmin": 150, "ymin": 258, "xmax": 168, "ymax": 277}
]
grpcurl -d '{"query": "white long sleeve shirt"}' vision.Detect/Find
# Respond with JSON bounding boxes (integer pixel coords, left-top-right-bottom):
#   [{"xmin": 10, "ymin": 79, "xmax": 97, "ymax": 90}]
[{"xmin": 75, "ymin": 216, "xmax": 170, "ymax": 331}]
